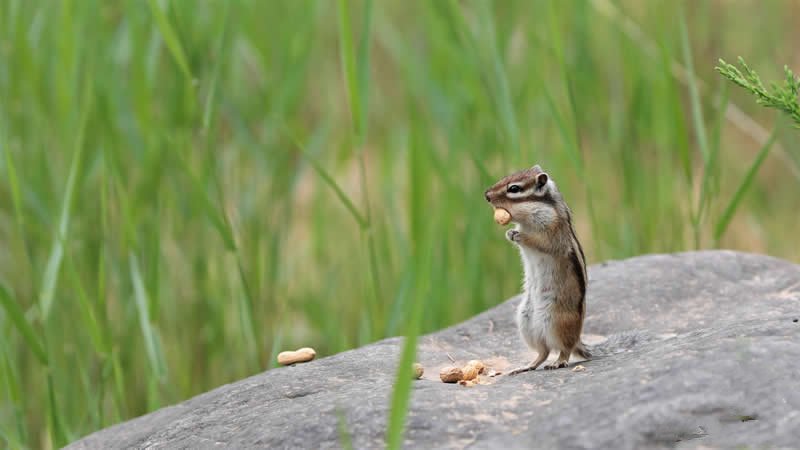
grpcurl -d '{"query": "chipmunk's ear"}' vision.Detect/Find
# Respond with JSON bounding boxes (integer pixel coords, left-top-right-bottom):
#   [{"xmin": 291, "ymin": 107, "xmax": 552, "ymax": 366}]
[
  {"xmin": 531, "ymin": 164, "xmax": 543, "ymax": 173},
  {"xmin": 535, "ymin": 172, "xmax": 548, "ymax": 189}
]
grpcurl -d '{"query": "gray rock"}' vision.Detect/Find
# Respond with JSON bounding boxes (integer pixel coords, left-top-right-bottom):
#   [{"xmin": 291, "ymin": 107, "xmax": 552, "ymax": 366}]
[{"xmin": 66, "ymin": 250, "xmax": 800, "ymax": 449}]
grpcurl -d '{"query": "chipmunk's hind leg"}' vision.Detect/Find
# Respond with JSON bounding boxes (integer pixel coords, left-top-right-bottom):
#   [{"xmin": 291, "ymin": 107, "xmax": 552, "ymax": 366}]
[
  {"xmin": 546, "ymin": 310, "xmax": 582, "ymax": 370},
  {"xmin": 508, "ymin": 347, "xmax": 550, "ymax": 376}
]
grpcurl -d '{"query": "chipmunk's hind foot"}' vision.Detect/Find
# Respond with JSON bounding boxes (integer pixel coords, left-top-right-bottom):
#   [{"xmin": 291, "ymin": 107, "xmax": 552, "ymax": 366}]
[
  {"xmin": 507, "ymin": 348, "xmax": 550, "ymax": 376},
  {"xmin": 543, "ymin": 351, "xmax": 571, "ymax": 370},
  {"xmin": 543, "ymin": 361, "xmax": 569, "ymax": 370}
]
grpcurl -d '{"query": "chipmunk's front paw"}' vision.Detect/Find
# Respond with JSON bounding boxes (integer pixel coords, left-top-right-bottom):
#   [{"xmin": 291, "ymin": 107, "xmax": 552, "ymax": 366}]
[{"xmin": 505, "ymin": 229, "xmax": 521, "ymax": 243}]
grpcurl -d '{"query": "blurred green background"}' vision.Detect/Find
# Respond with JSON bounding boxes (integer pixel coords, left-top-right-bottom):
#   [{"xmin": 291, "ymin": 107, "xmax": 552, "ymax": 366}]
[{"xmin": 0, "ymin": 0, "xmax": 798, "ymax": 448}]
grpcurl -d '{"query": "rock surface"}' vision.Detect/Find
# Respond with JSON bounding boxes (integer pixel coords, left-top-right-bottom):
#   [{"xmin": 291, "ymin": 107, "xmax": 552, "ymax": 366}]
[{"xmin": 67, "ymin": 251, "xmax": 800, "ymax": 449}]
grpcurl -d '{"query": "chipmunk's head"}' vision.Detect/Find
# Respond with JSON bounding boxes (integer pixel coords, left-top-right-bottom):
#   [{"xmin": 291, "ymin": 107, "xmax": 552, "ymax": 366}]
[{"xmin": 484, "ymin": 164, "xmax": 563, "ymax": 230}]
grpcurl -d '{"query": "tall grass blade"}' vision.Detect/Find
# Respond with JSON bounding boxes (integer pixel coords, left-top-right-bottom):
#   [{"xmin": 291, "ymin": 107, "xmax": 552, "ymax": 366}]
[
  {"xmin": 713, "ymin": 129, "xmax": 778, "ymax": 243},
  {"xmin": 1, "ymin": 135, "xmax": 36, "ymax": 290},
  {"xmin": 0, "ymin": 345, "xmax": 27, "ymax": 445},
  {"xmin": 287, "ymin": 129, "xmax": 367, "ymax": 228},
  {"xmin": 387, "ymin": 268, "xmax": 418, "ymax": 442},
  {"xmin": 678, "ymin": 11, "xmax": 710, "ymax": 248},
  {"xmin": 385, "ymin": 251, "xmax": 430, "ymax": 450},
  {"xmin": 476, "ymin": 0, "xmax": 519, "ymax": 158},
  {"xmin": 699, "ymin": 84, "xmax": 728, "ymax": 227},
  {"xmin": 39, "ymin": 91, "xmax": 91, "ymax": 319},
  {"xmin": 146, "ymin": 0, "xmax": 193, "ymax": 81},
  {"xmin": 235, "ymin": 258, "xmax": 258, "ymax": 364},
  {"xmin": 65, "ymin": 251, "xmax": 105, "ymax": 354},
  {"xmin": 678, "ymin": 12, "xmax": 709, "ymax": 164},
  {"xmin": 2, "ymin": 139, "xmax": 25, "ymax": 231},
  {"xmin": 0, "ymin": 284, "xmax": 47, "ymax": 366},
  {"xmin": 129, "ymin": 253, "xmax": 166, "ymax": 379},
  {"xmin": 355, "ymin": 0, "xmax": 373, "ymax": 146},
  {"xmin": 337, "ymin": 0, "xmax": 362, "ymax": 142},
  {"xmin": 343, "ymin": 0, "xmax": 381, "ymax": 336},
  {"xmin": 386, "ymin": 131, "xmax": 433, "ymax": 449},
  {"xmin": 175, "ymin": 152, "xmax": 237, "ymax": 251},
  {"xmin": 46, "ymin": 371, "xmax": 69, "ymax": 447},
  {"xmin": 202, "ymin": 1, "xmax": 231, "ymax": 132}
]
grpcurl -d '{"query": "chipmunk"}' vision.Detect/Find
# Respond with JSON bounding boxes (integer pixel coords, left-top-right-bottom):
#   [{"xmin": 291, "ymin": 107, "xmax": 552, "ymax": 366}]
[{"xmin": 484, "ymin": 164, "xmax": 591, "ymax": 374}]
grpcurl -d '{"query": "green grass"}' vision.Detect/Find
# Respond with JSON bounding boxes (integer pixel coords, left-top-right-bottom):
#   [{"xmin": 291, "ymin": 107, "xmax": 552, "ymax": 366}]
[{"xmin": 0, "ymin": 1, "xmax": 798, "ymax": 448}]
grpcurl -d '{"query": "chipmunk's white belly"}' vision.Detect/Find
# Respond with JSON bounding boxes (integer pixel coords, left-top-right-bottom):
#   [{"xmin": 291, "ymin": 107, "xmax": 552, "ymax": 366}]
[{"xmin": 516, "ymin": 248, "xmax": 559, "ymax": 350}]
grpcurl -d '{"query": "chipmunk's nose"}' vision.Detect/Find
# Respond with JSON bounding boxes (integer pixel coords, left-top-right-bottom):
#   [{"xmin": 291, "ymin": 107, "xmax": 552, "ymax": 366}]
[{"xmin": 484, "ymin": 190, "xmax": 491, "ymax": 202}]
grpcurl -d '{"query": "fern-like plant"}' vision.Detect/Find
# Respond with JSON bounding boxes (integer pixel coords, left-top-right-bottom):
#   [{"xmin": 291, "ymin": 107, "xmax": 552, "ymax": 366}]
[{"xmin": 716, "ymin": 57, "xmax": 800, "ymax": 128}]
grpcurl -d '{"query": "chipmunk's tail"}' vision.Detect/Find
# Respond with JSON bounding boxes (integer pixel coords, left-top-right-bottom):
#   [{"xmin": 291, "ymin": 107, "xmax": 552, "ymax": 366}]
[
  {"xmin": 576, "ymin": 330, "xmax": 656, "ymax": 359},
  {"xmin": 574, "ymin": 342, "xmax": 593, "ymax": 359}
]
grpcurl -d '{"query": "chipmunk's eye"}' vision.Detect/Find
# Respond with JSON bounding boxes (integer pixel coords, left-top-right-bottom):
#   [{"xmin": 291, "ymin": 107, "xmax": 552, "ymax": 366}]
[{"xmin": 507, "ymin": 185, "xmax": 522, "ymax": 194}]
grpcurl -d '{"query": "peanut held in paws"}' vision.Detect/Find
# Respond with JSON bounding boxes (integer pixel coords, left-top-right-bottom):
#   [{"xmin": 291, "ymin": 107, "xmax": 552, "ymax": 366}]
[{"xmin": 493, "ymin": 208, "xmax": 511, "ymax": 225}]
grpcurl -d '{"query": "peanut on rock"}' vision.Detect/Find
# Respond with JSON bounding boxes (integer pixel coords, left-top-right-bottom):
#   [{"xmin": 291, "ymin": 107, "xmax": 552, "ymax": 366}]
[
  {"xmin": 461, "ymin": 360, "xmax": 485, "ymax": 381},
  {"xmin": 412, "ymin": 363, "xmax": 424, "ymax": 380},
  {"xmin": 277, "ymin": 347, "xmax": 316, "ymax": 366},
  {"xmin": 493, "ymin": 208, "xmax": 511, "ymax": 226},
  {"xmin": 466, "ymin": 360, "xmax": 485, "ymax": 374},
  {"xmin": 439, "ymin": 366, "xmax": 463, "ymax": 383}
]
